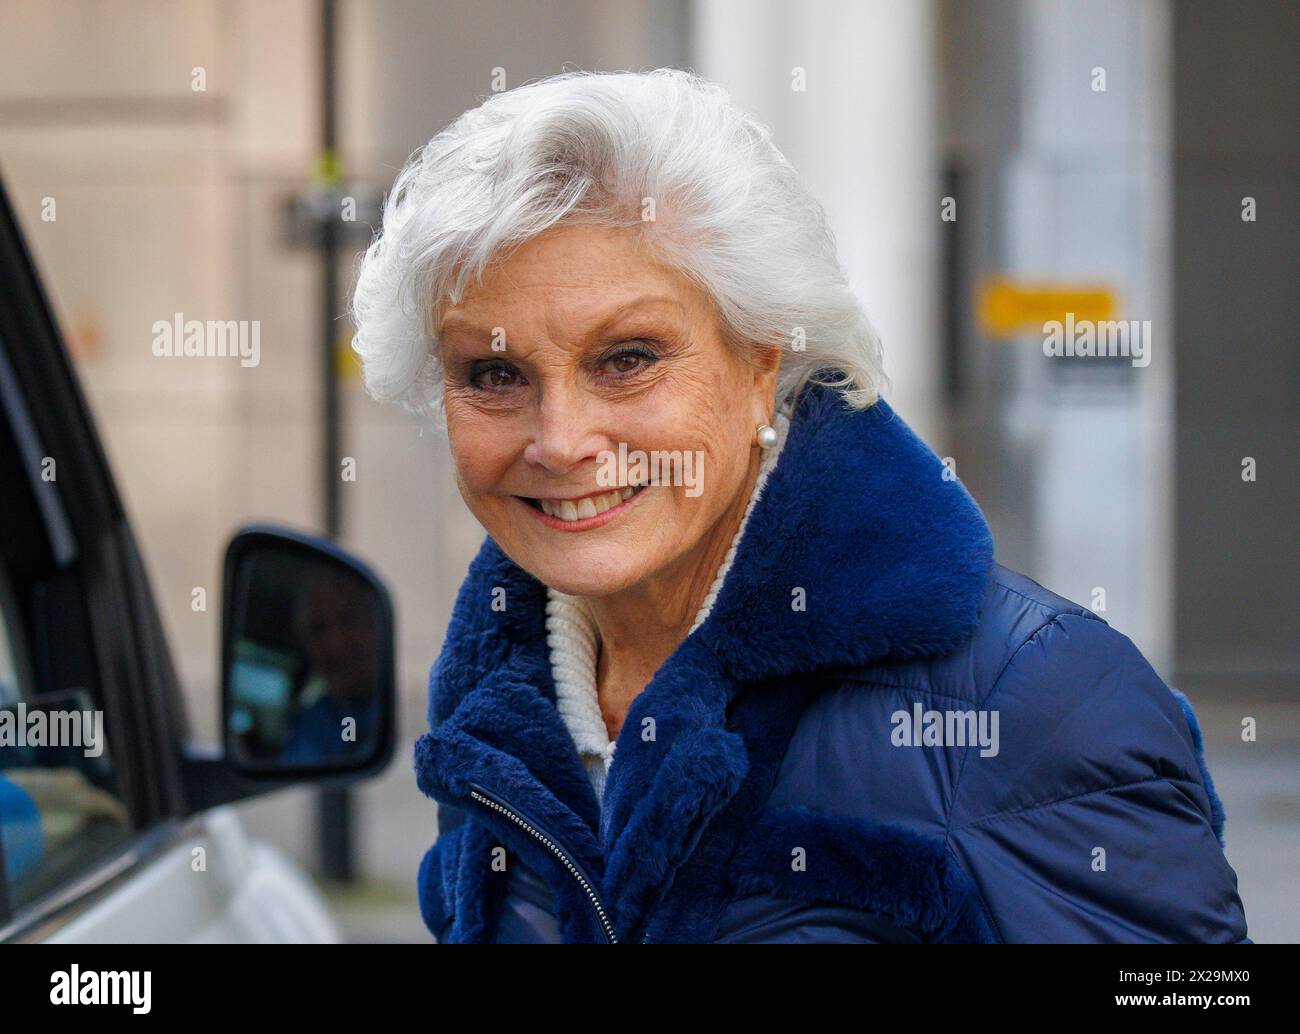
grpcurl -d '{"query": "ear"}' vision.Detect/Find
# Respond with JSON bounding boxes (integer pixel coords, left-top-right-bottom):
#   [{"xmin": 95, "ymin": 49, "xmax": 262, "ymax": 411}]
[
  {"xmin": 752, "ymin": 341, "xmax": 784, "ymax": 376},
  {"xmin": 748, "ymin": 342, "xmax": 783, "ymax": 422}
]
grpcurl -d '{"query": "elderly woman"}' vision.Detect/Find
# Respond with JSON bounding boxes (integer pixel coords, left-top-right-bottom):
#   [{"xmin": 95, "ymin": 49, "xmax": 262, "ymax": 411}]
[{"xmin": 351, "ymin": 70, "xmax": 1248, "ymax": 943}]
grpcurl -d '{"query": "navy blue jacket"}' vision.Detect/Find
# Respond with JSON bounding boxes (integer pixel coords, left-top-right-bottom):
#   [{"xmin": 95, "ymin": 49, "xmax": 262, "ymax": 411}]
[{"xmin": 414, "ymin": 384, "xmax": 1250, "ymax": 943}]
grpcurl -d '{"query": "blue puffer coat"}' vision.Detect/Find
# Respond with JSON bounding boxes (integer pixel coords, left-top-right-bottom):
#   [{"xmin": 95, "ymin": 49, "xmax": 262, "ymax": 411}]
[{"xmin": 414, "ymin": 383, "xmax": 1250, "ymax": 943}]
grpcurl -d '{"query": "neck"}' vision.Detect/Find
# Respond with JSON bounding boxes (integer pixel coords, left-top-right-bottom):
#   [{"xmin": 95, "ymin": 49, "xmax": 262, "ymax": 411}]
[{"xmin": 585, "ymin": 446, "xmax": 765, "ymax": 738}]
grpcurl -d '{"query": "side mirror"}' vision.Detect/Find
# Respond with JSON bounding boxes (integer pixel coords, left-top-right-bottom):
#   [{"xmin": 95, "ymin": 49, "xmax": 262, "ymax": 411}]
[{"xmin": 220, "ymin": 525, "xmax": 395, "ymax": 779}]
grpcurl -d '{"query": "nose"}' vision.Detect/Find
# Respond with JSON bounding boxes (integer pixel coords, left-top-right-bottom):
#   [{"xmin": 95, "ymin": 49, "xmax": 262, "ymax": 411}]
[{"xmin": 522, "ymin": 386, "xmax": 608, "ymax": 477}]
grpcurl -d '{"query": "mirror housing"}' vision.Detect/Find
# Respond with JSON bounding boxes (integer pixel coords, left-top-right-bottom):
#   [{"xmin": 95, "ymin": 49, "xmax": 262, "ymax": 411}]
[{"xmin": 181, "ymin": 524, "xmax": 396, "ymax": 813}]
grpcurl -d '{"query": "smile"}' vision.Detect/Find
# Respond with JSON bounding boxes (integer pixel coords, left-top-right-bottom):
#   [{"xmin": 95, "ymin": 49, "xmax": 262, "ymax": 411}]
[{"xmin": 518, "ymin": 483, "xmax": 649, "ymax": 530}]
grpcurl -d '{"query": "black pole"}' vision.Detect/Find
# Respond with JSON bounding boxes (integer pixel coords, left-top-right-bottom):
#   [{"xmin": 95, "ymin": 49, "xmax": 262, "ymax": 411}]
[{"xmin": 316, "ymin": 0, "xmax": 353, "ymax": 884}]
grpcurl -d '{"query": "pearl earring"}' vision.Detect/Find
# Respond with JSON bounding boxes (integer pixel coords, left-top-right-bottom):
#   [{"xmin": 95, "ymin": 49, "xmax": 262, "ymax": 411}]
[{"xmin": 755, "ymin": 423, "xmax": 778, "ymax": 449}]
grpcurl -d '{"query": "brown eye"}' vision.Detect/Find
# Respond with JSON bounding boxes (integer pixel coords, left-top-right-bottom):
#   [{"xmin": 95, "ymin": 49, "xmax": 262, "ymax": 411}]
[
  {"xmin": 601, "ymin": 343, "xmax": 659, "ymax": 377},
  {"xmin": 469, "ymin": 361, "xmax": 523, "ymax": 391}
]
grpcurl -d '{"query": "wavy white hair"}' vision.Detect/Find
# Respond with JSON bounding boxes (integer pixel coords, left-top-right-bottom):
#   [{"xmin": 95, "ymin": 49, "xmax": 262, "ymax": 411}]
[{"xmin": 350, "ymin": 68, "xmax": 886, "ymax": 425}]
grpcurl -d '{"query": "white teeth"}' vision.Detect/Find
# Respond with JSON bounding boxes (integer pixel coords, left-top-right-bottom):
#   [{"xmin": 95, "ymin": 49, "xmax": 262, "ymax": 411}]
[{"xmin": 538, "ymin": 486, "xmax": 642, "ymax": 522}]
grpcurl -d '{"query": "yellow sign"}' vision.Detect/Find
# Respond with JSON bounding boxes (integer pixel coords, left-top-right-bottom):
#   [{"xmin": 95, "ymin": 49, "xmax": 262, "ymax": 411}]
[{"xmin": 978, "ymin": 278, "xmax": 1118, "ymax": 338}]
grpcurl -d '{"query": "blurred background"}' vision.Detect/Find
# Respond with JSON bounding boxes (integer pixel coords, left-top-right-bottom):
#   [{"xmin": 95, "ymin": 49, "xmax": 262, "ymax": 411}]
[{"xmin": 0, "ymin": 0, "xmax": 1294, "ymax": 942}]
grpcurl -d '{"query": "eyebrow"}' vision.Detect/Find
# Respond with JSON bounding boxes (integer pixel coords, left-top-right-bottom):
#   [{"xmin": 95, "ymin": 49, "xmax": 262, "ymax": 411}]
[{"xmin": 439, "ymin": 294, "xmax": 684, "ymax": 343}]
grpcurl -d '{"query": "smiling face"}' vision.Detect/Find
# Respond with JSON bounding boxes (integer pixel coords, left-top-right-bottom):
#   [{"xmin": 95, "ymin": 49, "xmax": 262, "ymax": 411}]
[{"xmin": 437, "ymin": 222, "xmax": 780, "ymax": 599}]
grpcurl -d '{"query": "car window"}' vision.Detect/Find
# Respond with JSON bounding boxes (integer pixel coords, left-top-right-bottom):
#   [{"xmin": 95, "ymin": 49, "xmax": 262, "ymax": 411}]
[{"xmin": 0, "ymin": 348, "xmax": 134, "ymax": 920}]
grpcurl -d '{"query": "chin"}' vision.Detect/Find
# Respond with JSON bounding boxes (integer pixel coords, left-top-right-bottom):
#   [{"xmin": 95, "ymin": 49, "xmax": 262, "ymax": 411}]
[
  {"xmin": 519, "ymin": 548, "xmax": 650, "ymax": 599},
  {"xmin": 488, "ymin": 524, "xmax": 649, "ymax": 598}
]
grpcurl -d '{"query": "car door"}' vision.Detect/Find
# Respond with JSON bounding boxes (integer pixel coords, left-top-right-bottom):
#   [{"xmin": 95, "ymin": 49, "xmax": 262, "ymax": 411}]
[{"xmin": 0, "ymin": 175, "xmax": 356, "ymax": 942}]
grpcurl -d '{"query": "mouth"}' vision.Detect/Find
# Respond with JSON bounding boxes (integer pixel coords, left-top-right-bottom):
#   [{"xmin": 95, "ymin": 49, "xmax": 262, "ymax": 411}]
[{"xmin": 516, "ymin": 482, "xmax": 650, "ymax": 531}]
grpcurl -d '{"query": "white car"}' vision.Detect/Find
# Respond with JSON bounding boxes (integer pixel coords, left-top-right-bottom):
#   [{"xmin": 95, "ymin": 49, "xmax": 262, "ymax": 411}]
[{"xmin": 0, "ymin": 177, "xmax": 397, "ymax": 943}]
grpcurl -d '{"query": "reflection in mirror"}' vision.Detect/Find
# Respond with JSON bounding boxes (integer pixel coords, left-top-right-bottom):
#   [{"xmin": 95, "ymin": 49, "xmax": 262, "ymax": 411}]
[{"xmin": 227, "ymin": 547, "xmax": 384, "ymax": 771}]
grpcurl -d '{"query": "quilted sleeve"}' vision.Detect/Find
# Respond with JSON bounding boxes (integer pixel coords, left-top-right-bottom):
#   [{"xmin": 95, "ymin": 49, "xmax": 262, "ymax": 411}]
[{"xmin": 946, "ymin": 612, "xmax": 1250, "ymax": 943}]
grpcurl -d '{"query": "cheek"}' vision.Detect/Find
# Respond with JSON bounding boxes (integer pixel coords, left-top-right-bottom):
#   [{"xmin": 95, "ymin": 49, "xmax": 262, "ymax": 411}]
[
  {"xmin": 446, "ymin": 412, "xmax": 519, "ymax": 496},
  {"xmin": 673, "ymin": 387, "xmax": 751, "ymax": 483}
]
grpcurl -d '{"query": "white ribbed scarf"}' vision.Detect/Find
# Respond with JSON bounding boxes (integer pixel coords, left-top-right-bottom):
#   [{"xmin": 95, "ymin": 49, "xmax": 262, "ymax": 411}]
[{"xmin": 544, "ymin": 410, "xmax": 791, "ymax": 808}]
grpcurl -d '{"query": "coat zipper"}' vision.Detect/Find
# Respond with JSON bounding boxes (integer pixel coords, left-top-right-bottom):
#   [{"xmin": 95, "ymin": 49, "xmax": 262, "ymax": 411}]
[{"xmin": 468, "ymin": 784, "xmax": 619, "ymax": 944}]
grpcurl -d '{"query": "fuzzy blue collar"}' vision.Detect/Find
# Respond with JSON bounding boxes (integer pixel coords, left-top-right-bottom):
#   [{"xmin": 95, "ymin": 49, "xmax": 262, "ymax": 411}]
[{"xmin": 415, "ymin": 383, "xmax": 995, "ymax": 941}]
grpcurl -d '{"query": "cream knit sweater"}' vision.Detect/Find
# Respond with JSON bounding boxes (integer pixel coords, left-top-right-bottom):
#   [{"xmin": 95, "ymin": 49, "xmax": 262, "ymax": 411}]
[{"xmin": 543, "ymin": 411, "xmax": 791, "ymax": 808}]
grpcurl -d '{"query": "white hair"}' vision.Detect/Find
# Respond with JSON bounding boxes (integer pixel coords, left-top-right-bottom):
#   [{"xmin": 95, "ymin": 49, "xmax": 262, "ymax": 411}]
[{"xmin": 350, "ymin": 68, "xmax": 886, "ymax": 425}]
